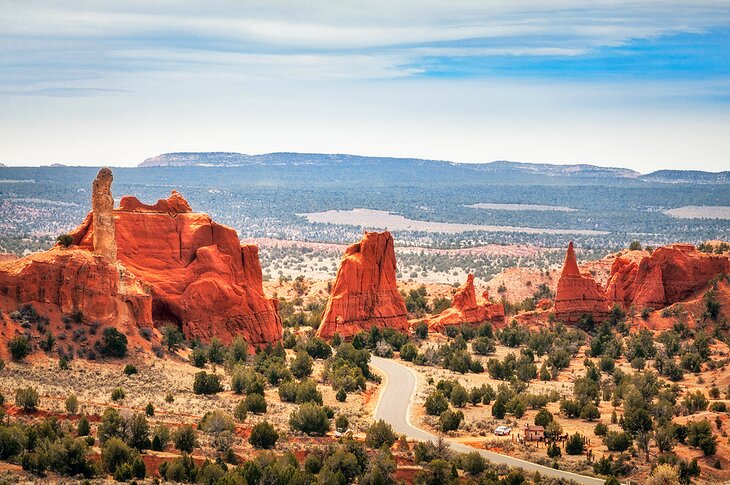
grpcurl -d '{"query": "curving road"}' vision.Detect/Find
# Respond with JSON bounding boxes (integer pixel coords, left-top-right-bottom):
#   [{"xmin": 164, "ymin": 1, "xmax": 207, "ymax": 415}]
[{"xmin": 370, "ymin": 356, "xmax": 605, "ymax": 485}]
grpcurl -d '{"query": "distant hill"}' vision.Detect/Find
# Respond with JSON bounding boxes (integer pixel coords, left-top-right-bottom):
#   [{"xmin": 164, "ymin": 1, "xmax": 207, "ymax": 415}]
[
  {"xmin": 140, "ymin": 152, "xmax": 642, "ymax": 179},
  {"xmin": 641, "ymin": 170, "xmax": 730, "ymax": 184},
  {"xmin": 0, "ymin": 163, "xmax": 5, "ymax": 167}
]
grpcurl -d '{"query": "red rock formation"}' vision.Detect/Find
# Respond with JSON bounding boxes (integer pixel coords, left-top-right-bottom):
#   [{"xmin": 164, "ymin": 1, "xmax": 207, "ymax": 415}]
[
  {"xmin": 91, "ymin": 168, "xmax": 117, "ymax": 261},
  {"xmin": 2, "ymin": 168, "xmax": 281, "ymax": 348},
  {"xmin": 606, "ymin": 244, "xmax": 730, "ymax": 310},
  {"xmin": 554, "ymin": 242, "xmax": 609, "ymax": 323},
  {"xmin": 69, "ymin": 192, "xmax": 281, "ymax": 346},
  {"xmin": 426, "ymin": 274, "xmax": 505, "ymax": 332},
  {"xmin": 0, "ymin": 249, "xmax": 151, "ymax": 325},
  {"xmin": 317, "ymin": 231, "xmax": 408, "ymax": 339}
]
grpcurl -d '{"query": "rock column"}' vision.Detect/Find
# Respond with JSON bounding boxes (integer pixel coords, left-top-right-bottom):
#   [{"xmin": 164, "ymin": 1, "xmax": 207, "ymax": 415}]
[{"xmin": 92, "ymin": 168, "xmax": 117, "ymax": 261}]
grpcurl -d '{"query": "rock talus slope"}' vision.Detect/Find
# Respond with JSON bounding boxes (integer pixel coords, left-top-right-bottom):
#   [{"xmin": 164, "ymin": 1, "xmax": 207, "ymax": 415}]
[
  {"xmin": 554, "ymin": 242, "xmax": 610, "ymax": 323},
  {"xmin": 317, "ymin": 231, "xmax": 409, "ymax": 339},
  {"xmin": 427, "ymin": 274, "xmax": 505, "ymax": 332}
]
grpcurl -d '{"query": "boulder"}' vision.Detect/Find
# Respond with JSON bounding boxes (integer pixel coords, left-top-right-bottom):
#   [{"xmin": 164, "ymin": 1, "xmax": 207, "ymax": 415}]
[
  {"xmin": 426, "ymin": 274, "xmax": 505, "ymax": 332},
  {"xmin": 606, "ymin": 244, "xmax": 730, "ymax": 310},
  {"xmin": 317, "ymin": 231, "xmax": 409, "ymax": 339},
  {"xmin": 554, "ymin": 242, "xmax": 609, "ymax": 323}
]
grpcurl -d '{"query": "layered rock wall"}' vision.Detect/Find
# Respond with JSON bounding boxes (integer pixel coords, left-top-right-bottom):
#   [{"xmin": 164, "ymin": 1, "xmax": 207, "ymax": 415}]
[{"xmin": 606, "ymin": 244, "xmax": 730, "ymax": 310}]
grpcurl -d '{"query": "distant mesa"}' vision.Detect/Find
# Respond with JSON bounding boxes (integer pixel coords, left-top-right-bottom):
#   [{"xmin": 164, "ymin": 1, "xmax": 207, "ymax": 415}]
[
  {"xmin": 0, "ymin": 167, "xmax": 282, "ymax": 354},
  {"xmin": 317, "ymin": 231, "xmax": 409, "ymax": 340},
  {"xmin": 426, "ymin": 273, "xmax": 505, "ymax": 332}
]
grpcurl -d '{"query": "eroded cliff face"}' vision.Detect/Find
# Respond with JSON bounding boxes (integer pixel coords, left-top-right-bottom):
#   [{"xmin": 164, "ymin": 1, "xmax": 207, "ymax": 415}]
[
  {"xmin": 317, "ymin": 231, "xmax": 409, "ymax": 339},
  {"xmin": 606, "ymin": 244, "xmax": 730, "ymax": 310},
  {"xmin": 70, "ymin": 194, "xmax": 282, "ymax": 346},
  {"xmin": 554, "ymin": 242, "xmax": 610, "ymax": 323},
  {"xmin": 1, "ymin": 168, "xmax": 282, "ymax": 348},
  {"xmin": 0, "ymin": 249, "xmax": 151, "ymax": 326},
  {"xmin": 427, "ymin": 274, "xmax": 505, "ymax": 332}
]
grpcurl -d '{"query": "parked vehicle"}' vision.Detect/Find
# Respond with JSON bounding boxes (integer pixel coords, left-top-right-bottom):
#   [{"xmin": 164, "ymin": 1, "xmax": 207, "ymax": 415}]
[{"xmin": 494, "ymin": 426, "xmax": 512, "ymax": 436}]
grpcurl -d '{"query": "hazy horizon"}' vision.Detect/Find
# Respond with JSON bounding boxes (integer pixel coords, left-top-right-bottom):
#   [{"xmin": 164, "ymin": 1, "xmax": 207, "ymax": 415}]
[
  {"xmin": 2, "ymin": 1, "xmax": 729, "ymax": 171},
  {"xmin": 2, "ymin": 150, "xmax": 730, "ymax": 174}
]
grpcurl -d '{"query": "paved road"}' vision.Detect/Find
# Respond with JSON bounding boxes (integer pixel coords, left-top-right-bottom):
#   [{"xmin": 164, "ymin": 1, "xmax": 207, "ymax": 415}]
[{"xmin": 370, "ymin": 356, "xmax": 605, "ymax": 485}]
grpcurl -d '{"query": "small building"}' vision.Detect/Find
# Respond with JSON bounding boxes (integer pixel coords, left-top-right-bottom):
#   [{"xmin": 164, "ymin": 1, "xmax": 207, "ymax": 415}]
[{"xmin": 524, "ymin": 425, "xmax": 545, "ymax": 441}]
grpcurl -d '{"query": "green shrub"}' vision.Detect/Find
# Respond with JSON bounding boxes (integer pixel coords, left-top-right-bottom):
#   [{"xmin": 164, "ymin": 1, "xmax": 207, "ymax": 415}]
[
  {"xmin": 365, "ymin": 420, "xmax": 397, "ymax": 449},
  {"xmin": 57, "ymin": 233, "xmax": 74, "ymax": 247},
  {"xmin": 123, "ymin": 364, "xmax": 138, "ymax": 375},
  {"xmin": 64, "ymin": 393, "xmax": 79, "ymax": 414},
  {"xmin": 400, "ymin": 343, "xmax": 418, "ymax": 361},
  {"xmin": 15, "ymin": 386, "xmax": 39, "ymax": 411},
  {"xmin": 77, "ymin": 416, "xmax": 91, "ymax": 437},
  {"xmin": 234, "ymin": 400, "xmax": 248, "ymax": 421},
  {"xmin": 249, "ymin": 421, "xmax": 279, "ymax": 449},
  {"xmin": 290, "ymin": 351, "xmax": 313, "ymax": 378},
  {"xmin": 172, "ymin": 425, "xmax": 198, "ymax": 453},
  {"xmin": 111, "ymin": 388, "xmax": 125, "ymax": 401},
  {"xmin": 192, "ymin": 371, "xmax": 223, "ymax": 395},
  {"xmin": 8, "ymin": 335, "xmax": 32, "ymax": 361},
  {"xmin": 439, "ymin": 409, "xmax": 463, "ymax": 432},
  {"xmin": 565, "ymin": 433, "xmax": 586, "ymax": 455},
  {"xmin": 460, "ymin": 451, "xmax": 486, "ymax": 475},
  {"xmin": 603, "ymin": 431, "xmax": 632, "ymax": 452},
  {"xmin": 99, "ymin": 327, "xmax": 127, "ymax": 357},
  {"xmin": 190, "ymin": 347, "xmax": 208, "ymax": 367},
  {"xmin": 289, "ymin": 402, "xmax": 330, "ymax": 435},
  {"xmin": 424, "ymin": 391, "xmax": 449, "ymax": 416},
  {"xmin": 245, "ymin": 393, "xmax": 267, "ymax": 414}
]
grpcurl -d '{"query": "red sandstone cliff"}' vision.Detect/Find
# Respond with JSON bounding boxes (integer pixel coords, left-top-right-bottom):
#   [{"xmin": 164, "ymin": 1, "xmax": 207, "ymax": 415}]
[
  {"xmin": 554, "ymin": 242, "xmax": 610, "ymax": 323},
  {"xmin": 317, "ymin": 231, "xmax": 409, "ymax": 339},
  {"xmin": 426, "ymin": 274, "xmax": 505, "ymax": 332},
  {"xmin": 606, "ymin": 244, "xmax": 730, "ymax": 310},
  {"xmin": 1, "ymin": 169, "xmax": 281, "ymax": 349},
  {"xmin": 0, "ymin": 249, "xmax": 151, "ymax": 327}
]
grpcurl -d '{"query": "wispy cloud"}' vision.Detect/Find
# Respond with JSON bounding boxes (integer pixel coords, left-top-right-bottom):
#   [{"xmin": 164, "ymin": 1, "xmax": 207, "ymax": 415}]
[{"xmin": 0, "ymin": 1, "xmax": 729, "ymax": 170}]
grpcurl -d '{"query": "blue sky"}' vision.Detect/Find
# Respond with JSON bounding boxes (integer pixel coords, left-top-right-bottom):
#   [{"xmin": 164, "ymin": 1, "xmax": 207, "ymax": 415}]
[{"xmin": 1, "ymin": 1, "xmax": 729, "ymax": 171}]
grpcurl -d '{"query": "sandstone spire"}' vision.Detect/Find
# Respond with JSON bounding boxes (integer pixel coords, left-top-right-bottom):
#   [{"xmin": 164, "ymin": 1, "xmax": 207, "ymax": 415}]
[
  {"xmin": 426, "ymin": 273, "xmax": 505, "ymax": 332},
  {"xmin": 92, "ymin": 167, "xmax": 117, "ymax": 261},
  {"xmin": 555, "ymin": 241, "xmax": 609, "ymax": 323},
  {"xmin": 317, "ymin": 231, "xmax": 409, "ymax": 339},
  {"xmin": 561, "ymin": 241, "xmax": 580, "ymax": 277}
]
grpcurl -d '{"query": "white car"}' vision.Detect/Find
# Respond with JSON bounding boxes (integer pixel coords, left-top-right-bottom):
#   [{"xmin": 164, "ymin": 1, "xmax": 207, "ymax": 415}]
[{"xmin": 494, "ymin": 426, "xmax": 512, "ymax": 436}]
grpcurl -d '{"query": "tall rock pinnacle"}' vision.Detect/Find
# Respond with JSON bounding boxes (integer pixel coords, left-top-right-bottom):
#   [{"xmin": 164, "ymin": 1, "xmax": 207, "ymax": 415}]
[
  {"xmin": 561, "ymin": 241, "xmax": 581, "ymax": 277},
  {"xmin": 92, "ymin": 167, "xmax": 117, "ymax": 261}
]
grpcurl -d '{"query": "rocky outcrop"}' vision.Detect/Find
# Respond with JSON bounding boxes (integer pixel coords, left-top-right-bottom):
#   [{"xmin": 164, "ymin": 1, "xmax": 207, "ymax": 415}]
[
  {"xmin": 554, "ymin": 242, "xmax": 609, "ymax": 323},
  {"xmin": 91, "ymin": 168, "xmax": 117, "ymax": 261},
  {"xmin": 69, "ymin": 191, "xmax": 282, "ymax": 346},
  {"xmin": 0, "ymin": 249, "xmax": 151, "ymax": 325},
  {"xmin": 606, "ymin": 244, "xmax": 730, "ymax": 310},
  {"xmin": 2, "ymin": 169, "xmax": 281, "ymax": 348},
  {"xmin": 317, "ymin": 231, "xmax": 408, "ymax": 339},
  {"xmin": 427, "ymin": 274, "xmax": 505, "ymax": 332}
]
